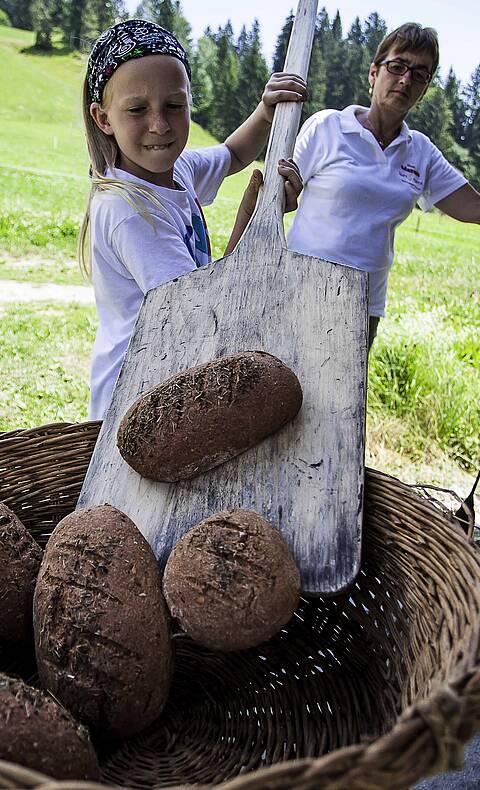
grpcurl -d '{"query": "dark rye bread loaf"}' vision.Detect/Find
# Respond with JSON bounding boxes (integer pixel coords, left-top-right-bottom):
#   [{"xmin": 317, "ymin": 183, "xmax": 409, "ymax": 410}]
[
  {"xmin": 34, "ymin": 505, "xmax": 173, "ymax": 738},
  {"xmin": 117, "ymin": 351, "xmax": 303, "ymax": 482},
  {"xmin": 0, "ymin": 502, "xmax": 42, "ymax": 645},
  {"xmin": 163, "ymin": 509, "xmax": 300, "ymax": 651},
  {"xmin": 0, "ymin": 673, "xmax": 100, "ymax": 780}
]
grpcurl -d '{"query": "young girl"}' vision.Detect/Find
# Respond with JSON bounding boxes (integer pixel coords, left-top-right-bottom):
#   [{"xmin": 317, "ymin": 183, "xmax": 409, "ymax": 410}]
[{"xmin": 80, "ymin": 19, "xmax": 306, "ymax": 419}]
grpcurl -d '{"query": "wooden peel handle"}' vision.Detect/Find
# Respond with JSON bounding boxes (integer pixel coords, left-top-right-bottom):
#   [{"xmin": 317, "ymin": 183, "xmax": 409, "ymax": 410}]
[{"xmin": 245, "ymin": 0, "xmax": 318, "ymax": 248}]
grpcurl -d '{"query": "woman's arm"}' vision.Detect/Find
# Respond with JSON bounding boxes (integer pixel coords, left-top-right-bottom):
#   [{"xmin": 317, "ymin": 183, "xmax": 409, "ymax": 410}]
[
  {"xmin": 224, "ymin": 159, "xmax": 302, "ymax": 255},
  {"xmin": 224, "ymin": 73, "xmax": 307, "ymax": 176},
  {"xmin": 435, "ymin": 183, "xmax": 480, "ymax": 223}
]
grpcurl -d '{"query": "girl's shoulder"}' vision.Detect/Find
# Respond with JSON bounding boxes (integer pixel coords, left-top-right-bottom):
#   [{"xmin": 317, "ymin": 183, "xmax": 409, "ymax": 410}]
[
  {"xmin": 174, "ymin": 144, "xmax": 230, "ymax": 183},
  {"xmin": 90, "ymin": 187, "xmax": 143, "ymax": 226}
]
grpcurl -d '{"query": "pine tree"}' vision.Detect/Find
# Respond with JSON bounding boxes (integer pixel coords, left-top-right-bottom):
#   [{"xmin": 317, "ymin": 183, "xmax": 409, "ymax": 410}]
[
  {"xmin": 362, "ymin": 12, "xmax": 387, "ymax": 60},
  {"xmin": 316, "ymin": 7, "xmax": 330, "ymax": 50},
  {"xmin": 322, "ymin": 12, "xmax": 349, "ymax": 109},
  {"xmin": 273, "ymin": 9, "xmax": 326, "ymax": 120},
  {"xmin": 301, "ymin": 32, "xmax": 326, "ymax": 121},
  {"xmin": 208, "ymin": 23, "xmax": 240, "ymax": 139},
  {"xmin": 345, "ymin": 18, "xmax": 370, "ymax": 106},
  {"xmin": 63, "ymin": 0, "xmax": 89, "ymax": 48},
  {"xmin": 237, "ymin": 25, "xmax": 249, "ymax": 60},
  {"xmin": 31, "ymin": 0, "xmax": 56, "ymax": 51},
  {"xmin": 272, "ymin": 12, "xmax": 293, "ymax": 73},
  {"xmin": 232, "ymin": 20, "xmax": 269, "ymax": 133},
  {"xmin": 0, "ymin": 0, "xmax": 31, "ymax": 30},
  {"xmin": 331, "ymin": 10, "xmax": 342, "ymax": 41},
  {"xmin": 135, "ymin": 0, "xmax": 192, "ymax": 53},
  {"xmin": 347, "ymin": 17, "xmax": 364, "ymax": 46},
  {"xmin": 88, "ymin": 1, "xmax": 125, "ymax": 38},
  {"xmin": 143, "ymin": 0, "xmax": 174, "ymax": 30},
  {"xmin": 467, "ymin": 113, "xmax": 480, "ymax": 189},
  {"xmin": 444, "ymin": 67, "xmax": 467, "ymax": 144},
  {"xmin": 408, "ymin": 86, "xmax": 455, "ymax": 160},
  {"xmin": 191, "ymin": 34, "xmax": 217, "ymax": 129},
  {"xmin": 464, "ymin": 64, "xmax": 480, "ymax": 149}
]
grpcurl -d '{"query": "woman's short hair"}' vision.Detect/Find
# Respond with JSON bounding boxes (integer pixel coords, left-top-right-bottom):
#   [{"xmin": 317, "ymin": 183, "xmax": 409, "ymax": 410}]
[{"xmin": 373, "ymin": 23, "xmax": 439, "ymax": 76}]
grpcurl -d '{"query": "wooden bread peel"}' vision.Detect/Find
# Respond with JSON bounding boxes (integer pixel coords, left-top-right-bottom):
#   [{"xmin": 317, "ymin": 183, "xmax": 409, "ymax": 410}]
[{"xmin": 78, "ymin": 0, "xmax": 369, "ymax": 596}]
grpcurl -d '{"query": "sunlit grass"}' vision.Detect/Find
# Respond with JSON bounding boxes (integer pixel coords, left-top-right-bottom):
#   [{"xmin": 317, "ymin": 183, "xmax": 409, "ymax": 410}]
[{"xmin": 0, "ymin": 302, "xmax": 96, "ymax": 430}]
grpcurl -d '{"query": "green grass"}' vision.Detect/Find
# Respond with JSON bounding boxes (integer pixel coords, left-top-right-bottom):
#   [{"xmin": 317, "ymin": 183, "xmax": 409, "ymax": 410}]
[
  {"xmin": 366, "ymin": 209, "xmax": 480, "ymax": 470},
  {"xmin": 0, "ymin": 302, "xmax": 96, "ymax": 429}
]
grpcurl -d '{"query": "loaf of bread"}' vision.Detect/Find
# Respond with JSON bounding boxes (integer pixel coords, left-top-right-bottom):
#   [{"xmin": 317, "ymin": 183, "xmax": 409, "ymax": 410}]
[
  {"xmin": 0, "ymin": 673, "xmax": 99, "ymax": 780},
  {"xmin": 34, "ymin": 505, "xmax": 173, "ymax": 738},
  {"xmin": 117, "ymin": 351, "xmax": 303, "ymax": 481},
  {"xmin": 163, "ymin": 508, "xmax": 300, "ymax": 651},
  {"xmin": 0, "ymin": 502, "xmax": 42, "ymax": 645}
]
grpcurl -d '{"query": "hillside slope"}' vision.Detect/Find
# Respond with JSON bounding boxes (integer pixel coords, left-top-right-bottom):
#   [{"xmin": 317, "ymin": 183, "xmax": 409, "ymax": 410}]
[{"xmin": 0, "ymin": 26, "xmax": 218, "ymax": 175}]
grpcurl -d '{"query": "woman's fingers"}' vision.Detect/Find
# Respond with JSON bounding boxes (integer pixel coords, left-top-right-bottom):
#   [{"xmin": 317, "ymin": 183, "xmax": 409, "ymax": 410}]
[{"xmin": 277, "ymin": 158, "xmax": 302, "ymax": 213}]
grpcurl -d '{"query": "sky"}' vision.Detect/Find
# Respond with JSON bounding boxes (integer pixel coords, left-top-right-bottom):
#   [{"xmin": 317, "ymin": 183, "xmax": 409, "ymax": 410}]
[{"xmin": 124, "ymin": 0, "xmax": 479, "ymax": 85}]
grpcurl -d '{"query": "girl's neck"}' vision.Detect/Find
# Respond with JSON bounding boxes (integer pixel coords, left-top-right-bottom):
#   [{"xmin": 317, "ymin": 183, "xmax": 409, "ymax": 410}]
[{"xmin": 115, "ymin": 154, "xmax": 177, "ymax": 189}]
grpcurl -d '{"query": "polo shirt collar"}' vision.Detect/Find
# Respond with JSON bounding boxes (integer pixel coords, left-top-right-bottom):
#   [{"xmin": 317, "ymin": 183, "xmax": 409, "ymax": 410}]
[{"xmin": 340, "ymin": 104, "xmax": 412, "ymax": 148}]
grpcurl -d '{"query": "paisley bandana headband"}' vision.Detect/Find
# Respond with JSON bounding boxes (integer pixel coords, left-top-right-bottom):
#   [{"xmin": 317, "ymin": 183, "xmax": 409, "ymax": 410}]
[{"xmin": 87, "ymin": 19, "xmax": 191, "ymax": 104}]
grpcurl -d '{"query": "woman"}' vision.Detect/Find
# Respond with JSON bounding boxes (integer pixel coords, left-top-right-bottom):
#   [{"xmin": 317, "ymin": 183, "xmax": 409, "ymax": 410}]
[{"xmin": 288, "ymin": 23, "xmax": 480, "ymax": 348}]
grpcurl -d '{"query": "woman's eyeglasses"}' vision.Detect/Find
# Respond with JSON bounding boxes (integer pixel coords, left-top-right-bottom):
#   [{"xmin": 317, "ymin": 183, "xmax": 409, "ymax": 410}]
[{"xmin": 379, "ymin": 59, "xmax": 431, "ymax": 85}]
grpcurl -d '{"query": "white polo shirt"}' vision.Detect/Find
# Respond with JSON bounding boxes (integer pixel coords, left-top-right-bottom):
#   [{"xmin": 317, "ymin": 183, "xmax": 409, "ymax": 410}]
[{"xmin": 288, "ymin": 106, "xmax": 466, "ymax": 315}]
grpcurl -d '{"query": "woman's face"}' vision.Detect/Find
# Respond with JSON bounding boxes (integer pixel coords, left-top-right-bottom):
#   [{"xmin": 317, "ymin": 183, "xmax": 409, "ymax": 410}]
[{"xmin": 369, "ymin": 46, "xmax": 434, "ymax": 116}]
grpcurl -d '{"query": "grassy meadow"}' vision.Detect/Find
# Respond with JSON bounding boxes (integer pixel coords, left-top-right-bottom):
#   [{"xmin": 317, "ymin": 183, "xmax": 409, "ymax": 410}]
[{"xmin": 0, "ymin": 26, "xmax": 479, "ymax": 501}]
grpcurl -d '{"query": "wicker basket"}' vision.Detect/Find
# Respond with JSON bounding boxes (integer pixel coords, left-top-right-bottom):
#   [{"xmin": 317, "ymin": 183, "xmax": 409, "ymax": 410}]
[{"xmin": 0, "ymin": 421, "xmax": 479, "ymax": 790}]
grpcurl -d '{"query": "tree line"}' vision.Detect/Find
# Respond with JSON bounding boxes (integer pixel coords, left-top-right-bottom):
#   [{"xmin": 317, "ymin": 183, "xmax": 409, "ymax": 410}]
[{"xmin": 1, "ymin": 0, "xmax": 479, "ymax": 186}]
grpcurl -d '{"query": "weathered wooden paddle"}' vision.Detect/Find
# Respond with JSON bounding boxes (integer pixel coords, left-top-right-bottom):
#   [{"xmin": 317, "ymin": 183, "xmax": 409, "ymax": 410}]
[{"xmin": 77, "ymin": 0, "xmax": 369, "ymax": 596}]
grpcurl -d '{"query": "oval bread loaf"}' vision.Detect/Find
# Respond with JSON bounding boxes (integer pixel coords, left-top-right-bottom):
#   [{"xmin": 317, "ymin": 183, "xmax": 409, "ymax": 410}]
[
  {"xmin": 163, "ymin": 508, "xmax": 300, "ymax": 651},
  {"xmin": 34, "ymin": 505, "xmax": 173, "ymax": 738},
  {"xmin": 0, "ymin": 502, "xmax": 42, "ymax": 645},
  {"xmin": 0, "ymin": 672, "xmax": 100, "ymax": 780},
  {"xmin": 117, "ymin": 351, "xmax": 303, "ymax": 482}
]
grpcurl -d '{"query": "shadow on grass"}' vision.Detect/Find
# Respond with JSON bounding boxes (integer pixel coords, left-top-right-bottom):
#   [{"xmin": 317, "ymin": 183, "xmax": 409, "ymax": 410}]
[{"xmin": 21, "ymin": 43, "xmax": 76, "ymax": 56}]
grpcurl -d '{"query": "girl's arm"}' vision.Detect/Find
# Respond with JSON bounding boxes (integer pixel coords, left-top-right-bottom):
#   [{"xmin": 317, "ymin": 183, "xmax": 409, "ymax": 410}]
[
  {"xmin": 225, "ymin": 73, "xmax": 308, "ymax": 176},
  {"xmin": 224, "ymin": 159, "xmax": 302, "ymax": 255}
]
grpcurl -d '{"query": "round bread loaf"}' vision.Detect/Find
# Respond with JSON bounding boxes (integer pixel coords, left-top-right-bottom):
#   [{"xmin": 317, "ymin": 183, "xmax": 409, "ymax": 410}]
[
  {"xmin": 0, "ymin": 672, "xmax": 99, "ymax": 780},
  {"xmin": 163, "ymin": 509, "xmax": 300, "ymax": 651},
  {"xmin": 117, "ymin": 350, "xmax": 303, "ymax": 481},
  {"xmin": 0, "ymin": 502, "xmax": 42, "ymax": 645},
  {"xmin": 34, "ymin": 505, "xmax": 173, "ymax": 738}
]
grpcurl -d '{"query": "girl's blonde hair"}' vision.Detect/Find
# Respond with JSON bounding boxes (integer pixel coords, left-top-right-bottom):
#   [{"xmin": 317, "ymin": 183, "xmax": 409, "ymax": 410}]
[{"xmin": 78, "ymin": 79, "xmax": 173, "ymax": 280}]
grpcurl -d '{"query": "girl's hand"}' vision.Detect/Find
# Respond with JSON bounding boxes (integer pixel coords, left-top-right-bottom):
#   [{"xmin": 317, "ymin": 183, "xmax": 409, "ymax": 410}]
[
  {"xmin": 225, "ymin": 159, "xmax": 303, "ymax": 255},
  {"xmin": 238, "ymin": 159, "xmax": 302, "ymax": 219},
  {"xmin": 261, "ymin": 72, "xmax": 308, "ymax": 123}
]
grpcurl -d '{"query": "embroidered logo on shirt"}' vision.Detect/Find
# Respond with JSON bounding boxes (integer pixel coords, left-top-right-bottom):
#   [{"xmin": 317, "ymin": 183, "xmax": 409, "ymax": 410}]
[{"xmin": 399, "ymin": 163, "xmax": 423, "ymax": 188}]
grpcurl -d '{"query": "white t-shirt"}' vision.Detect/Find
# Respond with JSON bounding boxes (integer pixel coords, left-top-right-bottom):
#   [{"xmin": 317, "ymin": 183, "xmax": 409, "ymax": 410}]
[
  {"xmin": 288, "ymin": 106, "xmax": 466, "ymax": 316},
  {"xmin": 89, "ymin": 144, "xmax": 231, "ymax": 419}
]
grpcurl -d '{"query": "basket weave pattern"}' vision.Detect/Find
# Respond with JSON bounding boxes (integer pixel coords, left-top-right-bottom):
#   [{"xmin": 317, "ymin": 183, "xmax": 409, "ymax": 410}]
[{"xmin": 0, "ymin": 421, "xmax": 479, "ymax": 790}]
